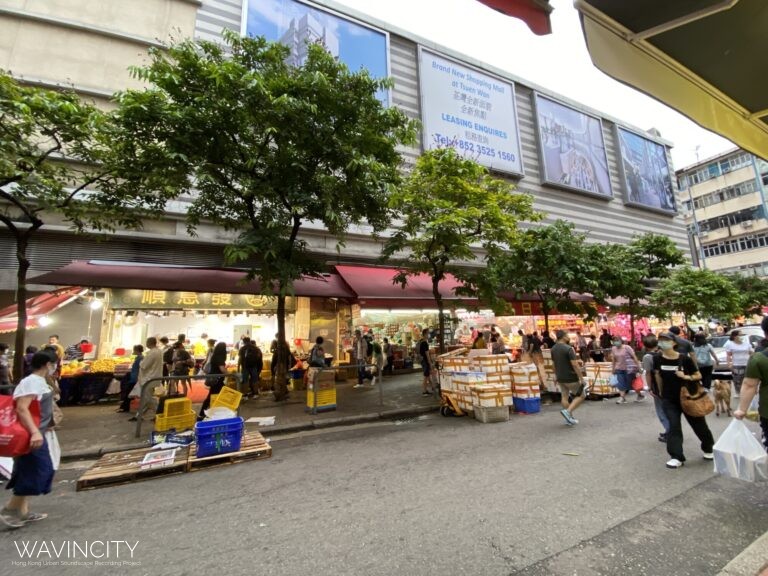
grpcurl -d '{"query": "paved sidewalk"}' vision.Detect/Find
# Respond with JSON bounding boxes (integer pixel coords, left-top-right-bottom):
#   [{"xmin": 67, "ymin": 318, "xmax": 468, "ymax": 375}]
[{"xmin": 56, "ymin": 371, "xmax": 438, "ymax": 458}]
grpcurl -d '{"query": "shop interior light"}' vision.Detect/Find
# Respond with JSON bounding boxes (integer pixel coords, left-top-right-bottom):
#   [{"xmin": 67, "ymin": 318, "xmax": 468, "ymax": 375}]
[
  {"xmin": 38, "ymin": 316, "xmax": 53, "ymax": 327},
  {"xmin": 90, "ymin": 299, "xmax": 103, "ymax": 310}
]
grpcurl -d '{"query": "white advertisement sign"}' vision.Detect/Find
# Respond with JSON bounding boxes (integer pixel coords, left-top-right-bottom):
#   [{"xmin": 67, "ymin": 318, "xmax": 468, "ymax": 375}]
[{"xmin": 418, "ymin": 48, "xmax": 524, "ymax": 176}]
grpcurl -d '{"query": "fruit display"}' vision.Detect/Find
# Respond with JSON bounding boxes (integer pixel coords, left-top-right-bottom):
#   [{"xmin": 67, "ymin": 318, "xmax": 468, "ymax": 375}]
[{"xmin": 59, "ymin": 357, "xmax": 131, "ymax": 377}]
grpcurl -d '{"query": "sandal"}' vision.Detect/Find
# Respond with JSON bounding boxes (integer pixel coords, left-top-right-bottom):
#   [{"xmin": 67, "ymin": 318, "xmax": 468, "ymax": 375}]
[{"xmin": 21, "ymin": 512, "xmax": 48, "ymax": 523}]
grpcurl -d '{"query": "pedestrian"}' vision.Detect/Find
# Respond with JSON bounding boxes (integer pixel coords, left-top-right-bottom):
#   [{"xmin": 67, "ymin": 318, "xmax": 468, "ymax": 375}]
[
  {"xmin": 117, "ymin": 344, "xmax": 143, "ymax": 413},
  {"xmin": 490, "ymin": 334, "xmax": 506, "ymax": 355},
  {"xmin": 529, "ymin": 331, "xmax": 545, "ymax": 384},
  {"xmin": 653, "ymin": 332, "xmax": 714, "ymax": 469},
  {"xmin": 270, "ymin": 339, "xmax": 294, "ymax": 401},
  {"xmin": 128, "ymin": 337, "xmax": 164, "ymax": 422},
  {"xmin": 198, "ymin": 341, "xmax": 228, "ymax": 419},
  {"xmin": 643, "ymin": 335, "xmax": 669, "ymax": 443},
  {"xmin": 472, "ymin": 332, "xmax": 487, "ymax": 350},
  {"xmin": 383, "ymin": 337, "xmax": 394, "ymax": 375},
  {"xmin": 612, "ymin": 336, "xmax": 643, "ymax": 404},
  {"xmin": 0, "ymin": 343, "xmax": 11, "ymax": 393},
  {"xmin": 576, "ymin": 330, "xmax": 589, "ymax": 364},
  {"xmin": 0, "ymin": 351, "xmax": 58, "ymax": 529},
  {"xmin": 668, "ymin": 326, "xmax": 693, "ymax": 357},
  {"xmin": 550, "ymin": 329, "xmax": 586, "ymax": 426},
  {"xmin": 541, "ymin": 330, "xmax": 555, "ymax": 349},
  {"xmin": 734, "ymin": 349, "xmax": 768, "ymax": 450},
  {"xmin": 517, "ymin": 330, "xmax": 529, "ymax": 361},
  {"xmin": 44, "ymin": 335, "xmax": 63, "ymax": 362},
  {"xmin": 22, "ymin": 346, "xmax": 38, "ymax": 379},
  {"xmin": 160, "ymin": 336, "xmax": 172, "ymax": 378},
  {"xmin": 352, "ymin": 330, "xmax": 368, "ymax": 388},
  {"xmin": 238, "ymin": 337, "xmax": 263, "ymax": 399},
  {"xmin": 170, "ymin": 341, "xmax": 194, "ymax": 395},
  {"xmin": 371, "ymin": 338, "xmax": 384, "ymax": 387},
  {"xmin": 587, "ymin": 334, "xmax": 604, "ymax": 362},
  {"xmin": 692, "ymin": 333, "xmax": 718, "ymax": 390},
  {"xmin": 308, "ymin": 336, "xmax": 325, "ymax": 368},
  {"xmin": 418, "ymin": 328, "xmax": 434, "ymax": 396},
  {"xmin": 599, "ymin": 329, "xmax": 613, "ymax": 352},
  {"xmin": 63, "ymin": 338, "xmax": 89, "ymax": 362},
  {"xmin": 724, "ymin": 329, "xmax": 752, "ymax": 397},
  {"xmin": 201, "ymin": 338, "xmax": 216, "ymax": 375}
]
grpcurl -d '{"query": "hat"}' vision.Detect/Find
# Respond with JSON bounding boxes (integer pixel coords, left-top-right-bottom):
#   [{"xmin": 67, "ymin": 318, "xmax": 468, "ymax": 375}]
[{"xmin": 657, "ymin": 331, "xmax": 676, "ymax": 340}]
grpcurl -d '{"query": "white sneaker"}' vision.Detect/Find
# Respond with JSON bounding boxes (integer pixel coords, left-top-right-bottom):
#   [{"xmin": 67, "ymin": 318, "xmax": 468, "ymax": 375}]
[
  {"xmin": 353, "ymin": 384, "xmax": 364, "ymax": 389},
  {"xmin": 370, "ymin": 377, "xmax": 377, "ymax": 386},
  {"xmin": 702, "ymin": 452, "xmax": 714, "ymax": 460},
  {"xmin": 666, "ymin": 458, "xmax": 684, "ymax": 469}
]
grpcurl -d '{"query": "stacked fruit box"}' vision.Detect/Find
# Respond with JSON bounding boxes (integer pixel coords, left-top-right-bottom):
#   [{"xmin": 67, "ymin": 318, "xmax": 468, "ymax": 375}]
[
  {"xmin": 584, "ymin": 362, "xmax": 615, "ymax": 396},
  {"xmin": 510, "ymin": 363, "xmax": 541, "ymax": 414},
  {"xmin": 540, "ymin": 349, "xmax": 558, "ymax": 392},
  {"xmin": 450, "ymin": 371, "xmax": 487, "ymax": 414}
]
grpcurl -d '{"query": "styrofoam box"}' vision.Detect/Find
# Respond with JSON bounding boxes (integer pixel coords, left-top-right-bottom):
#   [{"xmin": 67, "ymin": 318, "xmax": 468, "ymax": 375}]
[{"xmin": 474, "ymin": 405, "xmax": 509, "ymax": 423}]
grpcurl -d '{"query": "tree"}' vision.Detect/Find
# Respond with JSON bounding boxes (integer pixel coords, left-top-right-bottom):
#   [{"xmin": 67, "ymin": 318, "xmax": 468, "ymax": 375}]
[
  {"xmin": 488, "ymin": 220, "xmax": 602, "ymax": 333},
  {"xmin": 0, "ymin": 72, "xmax": 170, "ymax": 381},
  {"xmin": 651, "ymin": 267, "xmax": 742, "ymax": 324},
  {"xmin": 729, "ymin": 274, "xmax": 768, "ymax": 318},
  {"xmin": 381, "ymin": 148, "xmax": 539, "ymax": 353},
  {"xmin": 599, "ymin": 233, "xmax": 685, "ymax": 346},
  {"xmin": 111, "ymin": 32, "xmax": 417, "ymax": 399}
]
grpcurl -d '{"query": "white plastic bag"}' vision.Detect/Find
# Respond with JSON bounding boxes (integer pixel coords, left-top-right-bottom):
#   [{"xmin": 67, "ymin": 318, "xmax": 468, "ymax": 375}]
[
  {"xmin": 46, "ymin": 430, "xmax": 61, "ymax": 471},
  {"xmin": 713, "ymin": 419, "xmax": 768, "ymax": 482}
]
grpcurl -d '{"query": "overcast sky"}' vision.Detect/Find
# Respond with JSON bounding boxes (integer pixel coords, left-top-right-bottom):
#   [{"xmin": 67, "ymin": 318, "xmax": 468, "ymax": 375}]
[{"xmin": 333, "ymin": 0, "xmax": 735, "ymax": 170}]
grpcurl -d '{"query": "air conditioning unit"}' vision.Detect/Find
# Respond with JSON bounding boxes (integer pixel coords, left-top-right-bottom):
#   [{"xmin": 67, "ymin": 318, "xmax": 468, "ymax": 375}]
[
  {"xmin": 742, "ymin": 220, "xmax": 754, "ymax": 228},
  {"xmin": 700, "ymin": 231, "xmax": 709, "ymax": 238}
]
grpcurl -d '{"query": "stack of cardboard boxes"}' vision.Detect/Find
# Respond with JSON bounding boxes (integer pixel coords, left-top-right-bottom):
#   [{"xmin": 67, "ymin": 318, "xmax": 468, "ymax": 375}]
[
  {"xmin": 584, "ymin": 362, "xmax": 615, "ymax": 396},
  {"xmin": 510, "ymin": 363, "xmax": 541, "ymax": 414}
]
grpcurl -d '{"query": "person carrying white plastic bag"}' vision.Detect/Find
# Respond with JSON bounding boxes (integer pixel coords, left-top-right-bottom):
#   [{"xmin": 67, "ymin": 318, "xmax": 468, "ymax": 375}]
[
  {"xmin": 733, "ymin": 346, "xmax": 768, "ymax": 450},
  {"xmin": 712, "ymin": 419, "xmax": 768, "ymax": 482}
]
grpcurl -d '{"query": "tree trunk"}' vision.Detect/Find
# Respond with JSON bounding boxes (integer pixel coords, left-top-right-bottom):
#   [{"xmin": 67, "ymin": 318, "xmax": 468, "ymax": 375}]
[
  {"xmin": 432, "ymin": 277, "xmax": 445, "ymax": 354},
  {"xmin": 542, "ymin": 304, "xmax": 550, "ymax": 334},
  {"xmin": 273, "ymin": 289, "xmax": 289, "ymax": 401},
  {"xmin": 629, "ymin": 312, "xmax": 636, "ymax": 350},
  {"xmin": 12, "ymin": 231, "xmax": 33, "ymax": 384}
]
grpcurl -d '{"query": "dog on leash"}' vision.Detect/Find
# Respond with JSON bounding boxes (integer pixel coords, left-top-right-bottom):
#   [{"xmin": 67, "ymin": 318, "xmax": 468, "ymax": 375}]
[{"xmin": 713, "ymin": 380, "xmax": 732, "ymax": 417}]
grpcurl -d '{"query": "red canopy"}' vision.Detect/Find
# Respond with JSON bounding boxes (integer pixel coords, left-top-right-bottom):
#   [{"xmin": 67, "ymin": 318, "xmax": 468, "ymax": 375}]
[
  {"xmin": 31, "ymin": 261, "xmax": 356, "ymax": 299},
  {"xmin": 0, "ymin": 287, "xmax": 85, "ymax": 334},
  {"xmin": 475, "ymin": 0, "xmax": 553, "ymax": 35}
]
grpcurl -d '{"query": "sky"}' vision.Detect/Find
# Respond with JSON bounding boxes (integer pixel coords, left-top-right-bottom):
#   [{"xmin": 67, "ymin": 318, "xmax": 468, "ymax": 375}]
[{"xmin": 330, "ymin": 0, "xmax": 735, "ymax": 170}]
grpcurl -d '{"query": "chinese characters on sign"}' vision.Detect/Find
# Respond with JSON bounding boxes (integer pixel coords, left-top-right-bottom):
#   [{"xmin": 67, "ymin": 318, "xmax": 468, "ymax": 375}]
[{"xmin": 110, "ymin": 290, "xmax": 292, "ymax": 311}]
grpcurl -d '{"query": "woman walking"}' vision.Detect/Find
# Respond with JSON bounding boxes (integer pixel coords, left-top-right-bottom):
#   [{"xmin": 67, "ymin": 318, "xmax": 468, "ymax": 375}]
[
  {"xmin": 724, "ymin": 330, "xmax": 752, "ymax": 397},
  {"xmin": 653, "ymin": 332, "xmax": 714, "ymax": 469},
  {"xmin": 198, "ymin": 342, "xmax": 228, "ymax": 420},
  {"xmin": 612, "ymin": 336, "xmax": 643, "ymax": 403},
  {"xmin": 692, "ymin": 333, "xmax": 719, "ymax": 390}
]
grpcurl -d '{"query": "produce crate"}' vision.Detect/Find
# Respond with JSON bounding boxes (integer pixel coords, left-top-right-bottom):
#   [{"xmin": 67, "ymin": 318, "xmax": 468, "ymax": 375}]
[
  {"xmin": 155, "ymin": 411, "xmax": 197, "ymax": 432},
  {"xmin": 306, "ymin": 388, "xmax": 336, "ymax": 413},
  {"xmin": 211, "ymin": 386, "xmax": 242, "ymax": 412},
  {"xmin": 474, "ymin": 405, "xmax": 510, "ymax": 423},
  {"xmin": 513, "ymin": 397, "xmax": 541, "ymax": 414},
  {"xmin": 291, "ymin": 377, "xmax": 305, "ymax": 391},
  {"xmin": 162, "ymin": 397, "xmax": 192, "ymax": 418},
  {"xmin": 194, "ymin": 417, "xmax": 244, "ymax": 458}
]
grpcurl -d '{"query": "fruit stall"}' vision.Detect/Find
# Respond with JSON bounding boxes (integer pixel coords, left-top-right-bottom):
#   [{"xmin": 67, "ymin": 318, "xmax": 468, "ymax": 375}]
[{"xmin": 58, "ymin": 357, "xmax": 131, "ymax": 405}]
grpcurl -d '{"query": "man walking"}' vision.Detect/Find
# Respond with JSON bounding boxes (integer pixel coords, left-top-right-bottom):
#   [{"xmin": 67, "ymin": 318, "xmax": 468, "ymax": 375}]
[
  {"xmin": 353, "ymin": 330, "xmax": 368, "ymax": 388},
  {"xmin": 129, "ymin": 336, "xmax": 164, "ymax": 422},
  {"xmin": 551, "ymin": 330, "xmax": 586, "ymax": 425},
  {"xmin": 238, "ymin": 337, "xmax": 263, "ymax": 399}
]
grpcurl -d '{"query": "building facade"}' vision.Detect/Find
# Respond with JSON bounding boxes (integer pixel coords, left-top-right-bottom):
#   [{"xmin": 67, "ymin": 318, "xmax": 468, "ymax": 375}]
[
  {"xmin": 1, "ymin": 0, "xmax": 692, "ymax": 297},
  {"xmin": 678, "ymin": 149, "xmax": 768, "ymax": 276}
]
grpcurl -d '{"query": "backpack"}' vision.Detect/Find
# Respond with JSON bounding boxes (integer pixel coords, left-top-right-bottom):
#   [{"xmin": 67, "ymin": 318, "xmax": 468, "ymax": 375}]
[
  {"xmin": 242, "ymin": 345, "xmax": 262, "ymax": 368},
  {"xmin": 694, "ymin": 344, "xmax": 712, "ymax": 366},
  {"xmin": 162, "ymin": 346, "xmax": 174, "ymax": 365},
  {"xmin": 309, "ymin": 346, "xmax": 325, "ymax": 368}
]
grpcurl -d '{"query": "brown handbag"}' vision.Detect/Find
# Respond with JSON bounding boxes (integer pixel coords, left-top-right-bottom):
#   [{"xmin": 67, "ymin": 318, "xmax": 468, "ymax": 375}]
[{"xmin": 680, "ymin": 382, "xmax": 715, "ymax": 417}]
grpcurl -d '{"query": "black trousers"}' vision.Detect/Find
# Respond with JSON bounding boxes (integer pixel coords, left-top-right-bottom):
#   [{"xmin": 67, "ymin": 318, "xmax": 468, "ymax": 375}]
[
  {"xmin": 699, "ymin": 365, "xmax": 714, "ymax": 390},
  {"xmin": 761, "ymin": 416, "xmax": 768, "ymax": 451},
  {"xmin": 661, "ymin": 398, "xmax": 714, "ymax": 461},
  {"xmin": 199, "ymin": 377, "xmax": 225, "ymax": 418},
  {"xmin": 119, "ymin": 374, "xmax": 134, "ymax": 411}
]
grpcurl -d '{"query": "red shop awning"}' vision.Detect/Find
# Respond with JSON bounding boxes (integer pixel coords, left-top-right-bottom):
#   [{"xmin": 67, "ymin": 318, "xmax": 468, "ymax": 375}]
[
  {"xmin": 335, "ymin": 265, "xmax": 477, "ymax": 309},
  {"xmin": 0, "ymin": 287, "xmax": 85, "ymax": 334},
  {"xmin": 31, "ymin": 261, "xmax": 356, "ymax": 299},
  {"xmin": 475, "ymin": 0, "xmax": 553, "ymax": 35}
]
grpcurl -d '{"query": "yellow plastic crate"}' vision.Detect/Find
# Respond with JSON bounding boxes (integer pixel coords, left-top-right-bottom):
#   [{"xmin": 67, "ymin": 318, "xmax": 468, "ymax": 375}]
[
  {"xmin": 211, "ymin": 386, "xmax": 242, "ymax": 412},
  {"xmin": 155, "ymin": 410, "xmax": 196, "ymax": 432},
  {"xmin": 162, "ymin": 397, "xmax": 192, "ymax": 418},
  {"xmin": 306, "ymin": 388, "xmax": 336, "ymax": 412}
]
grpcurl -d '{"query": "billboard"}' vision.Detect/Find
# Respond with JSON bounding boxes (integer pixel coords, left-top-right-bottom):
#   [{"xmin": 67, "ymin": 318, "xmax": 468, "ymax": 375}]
[
  {"xmin": 243, "ymin": 0, "xmax": 389, "ymax": 101},
  {"xmin": 616, "ymin": 127, "xmax": 676, "ymax": 214},
  {"xmin": 418, "ymin": 48, "xmax": 524, "ymax": 176},
  {"xmin": 534, "ymin": 94, "xmax": 612, "ymax": 198}
]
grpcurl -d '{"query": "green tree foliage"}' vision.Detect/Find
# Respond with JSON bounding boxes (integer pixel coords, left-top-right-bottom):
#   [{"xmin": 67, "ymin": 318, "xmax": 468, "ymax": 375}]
[
  {"xmin": 111, "ymin": 32, "xmax": 417, "ymax": 398},
  {"xmin": 0, "ymin": 72, "xmax": 170, "ymax": 380},
  {"xmin": 382, "ymin": 148, "xmax": 539, "ymax": 353},
  {"xmin": 729, "ymin": 274, "xmax": 768, "ymax": 318},
  {"xmin": 651, "ymin": 267, "xmax": 742, "ymax": 323},
  {"xmin": 489, "ymin": 220, "xmax": 602, "ymax": 333}
]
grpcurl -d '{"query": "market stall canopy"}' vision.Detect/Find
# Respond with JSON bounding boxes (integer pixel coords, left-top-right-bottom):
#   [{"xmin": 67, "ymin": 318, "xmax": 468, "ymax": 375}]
[
  {"xmin": 0, "ymin": 287, "xmax": 85, "ymax": 334},
  {"xmin": 574, "ymin": 0, "xmax": 768, "ymax": 160},
  {"xmin": 31, "ymin": 261, "xmax": 356, "ymax": 300},
  {"xmin": 475, "ymin": 0, "xmax": 553, "ymax": 35},
  {"xmin": 335, "ymin": 265, "xmax": 478, "ymax": 309}
]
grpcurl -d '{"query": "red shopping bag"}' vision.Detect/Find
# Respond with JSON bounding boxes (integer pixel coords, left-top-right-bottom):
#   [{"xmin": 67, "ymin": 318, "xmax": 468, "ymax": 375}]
[
  {"xmin": 631, "ymin": 375, "xmax": 645, "ymax": 392},
  {"xmin": 0, "ymin": 395, "xmax": 41, "ymax": 457}
]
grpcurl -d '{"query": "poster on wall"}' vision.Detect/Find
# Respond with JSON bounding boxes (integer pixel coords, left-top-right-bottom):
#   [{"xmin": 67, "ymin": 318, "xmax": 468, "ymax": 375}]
[
  {"xmin": 418, "ymin": 48, "xmax": 524, "ymax": 176},
  {"xmin": 616, "ymin": 127, "xmax": 676, "ymax": 214},
  {"xmin": 242, "ymin": 0, "xmax": 390, "ymax": 103},
  {"xmin": 534, "ymin": 94, "xmax": 612, "ymax": 198}
]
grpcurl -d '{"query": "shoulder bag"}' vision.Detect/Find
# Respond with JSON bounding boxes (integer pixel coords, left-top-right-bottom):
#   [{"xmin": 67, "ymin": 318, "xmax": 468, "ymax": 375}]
[
  {"xmin": 0, "ymin": 396, "xmax": 41, "ymax": 457},
  {"xmin": 679, "ymin": 359, "xmax": 714, "ymax": 417}
]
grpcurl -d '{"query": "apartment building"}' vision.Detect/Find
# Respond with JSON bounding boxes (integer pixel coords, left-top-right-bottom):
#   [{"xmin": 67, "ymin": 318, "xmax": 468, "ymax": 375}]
[{"xmin": 678, "ymin": 149, "xmax": 768, "ymax": 276}]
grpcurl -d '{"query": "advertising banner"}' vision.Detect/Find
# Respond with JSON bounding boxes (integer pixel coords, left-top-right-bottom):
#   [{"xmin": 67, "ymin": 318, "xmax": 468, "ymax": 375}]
[
  {"xmin": 534, "ymin": 94, "xmax": 611, "ymax": 198},
  {"xmin": 418, "ymin": 48, "xmax": 524, "ymax": 176},
  {"xmin": 243, "ymin": 0, "xmax": 389, "ymax": 103},
  {"xmin": 616, "ymin": 127, "xmax": 676, "ymax": 214}
]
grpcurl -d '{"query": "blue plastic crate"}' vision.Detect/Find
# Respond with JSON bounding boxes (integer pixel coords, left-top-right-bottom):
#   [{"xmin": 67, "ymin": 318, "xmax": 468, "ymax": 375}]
[
  {"xmin": 513, "ymin": 397, "xmax": 541, "ymax": 414},
  {"xmin": 194, "ymin": 417, "xmax": 244, "ymax": 458}
]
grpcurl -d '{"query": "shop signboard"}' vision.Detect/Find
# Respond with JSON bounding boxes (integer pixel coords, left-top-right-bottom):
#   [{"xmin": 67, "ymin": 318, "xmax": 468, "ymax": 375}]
[
  {"xmin": 108, "ymin": 290, "xmax": 294, "ymax": 312},
  {"xmin": 534, "ymin": 94, "xmax": 612, "ymax": 198},
  {"xmin": 418, "ymin": 48, "xmax": 524, "ymax": 176},
  {"xmin": 243, "ymin": 0, "xmax": 390, "ymax": 104},
  {"xmin": 615, "ymin": 127, "xmax": 676, "ymax": 214}
]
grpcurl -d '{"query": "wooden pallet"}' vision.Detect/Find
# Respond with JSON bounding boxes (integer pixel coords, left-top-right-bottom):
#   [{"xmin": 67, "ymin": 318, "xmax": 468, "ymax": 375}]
[
  {"xmin": 186, "ymin": 431, "xmax": 272, "ymax": 472},
  {"xmin": 76, "ymin": 446, "xmax": 189, "ymax": 491}
]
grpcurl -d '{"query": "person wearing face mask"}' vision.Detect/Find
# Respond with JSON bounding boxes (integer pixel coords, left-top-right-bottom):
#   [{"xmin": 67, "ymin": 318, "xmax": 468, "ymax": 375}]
[
  {"xmin": 550, "ymin": 330, "xmax": 586, "ymax": 425},
  {"xmin": 611, "ymin": 336, "xmax": 643, "ymax": 404},
  {"xmin": 652, "ymin": 332, "xmax": 714, "ymax": 469},
  {"xmin": 724, "ymin": 330, "xmax": 752, "ymax": 398}
]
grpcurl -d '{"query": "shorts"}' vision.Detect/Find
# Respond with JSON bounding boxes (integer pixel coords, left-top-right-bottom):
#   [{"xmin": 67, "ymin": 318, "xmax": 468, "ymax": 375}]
[
  {"xmin": 422, "ymin": 362, "xmax": 431, "ymax": 377},
  {"xmin": 559, "ymin": 381, "xmax": 585, "ymax": 397},
  {"xmin": 6, "ymin": 437, "xmax": 54, "ymax": 496}
]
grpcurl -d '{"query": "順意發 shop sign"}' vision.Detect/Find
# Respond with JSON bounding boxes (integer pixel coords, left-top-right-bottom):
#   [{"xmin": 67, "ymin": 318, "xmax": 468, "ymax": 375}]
[{"xmin": 418, "ymin": 48, "xmax": 524, "ymax": 176}]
